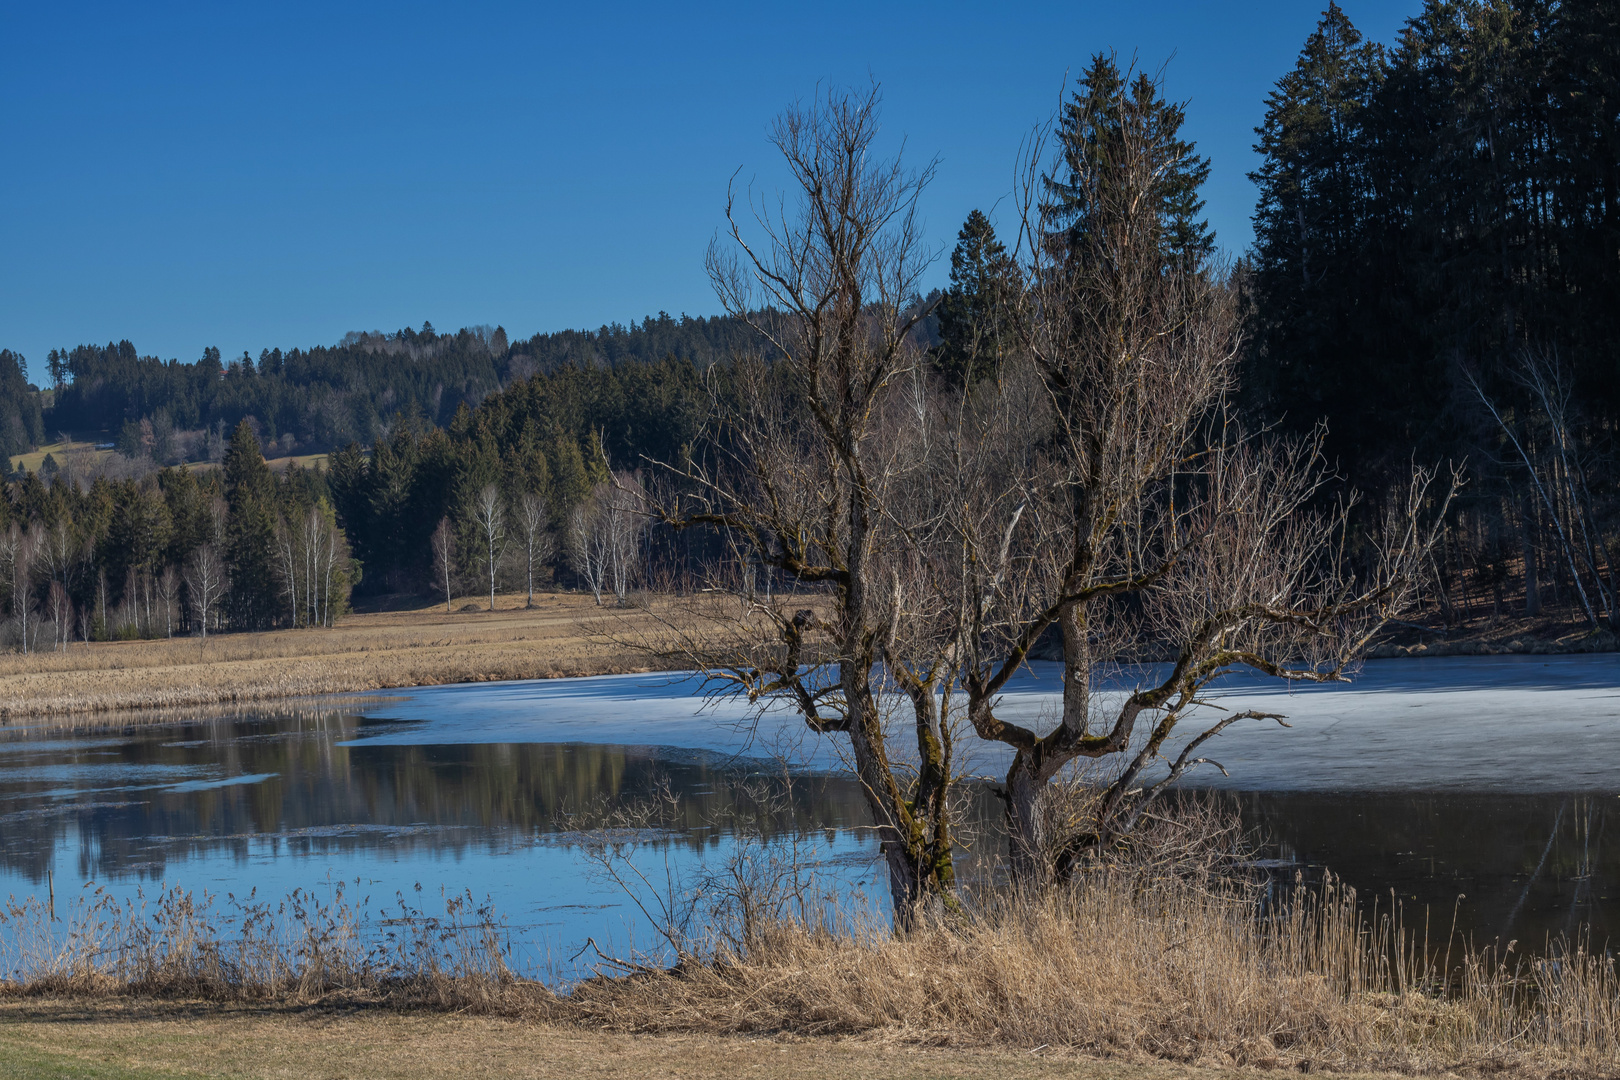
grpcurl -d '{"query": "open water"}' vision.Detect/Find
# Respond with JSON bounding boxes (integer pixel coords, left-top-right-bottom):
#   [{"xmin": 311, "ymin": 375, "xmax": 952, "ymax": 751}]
[{"xmin": 1, "ymin": 655, "xmax": 1616, "ymax": 967}]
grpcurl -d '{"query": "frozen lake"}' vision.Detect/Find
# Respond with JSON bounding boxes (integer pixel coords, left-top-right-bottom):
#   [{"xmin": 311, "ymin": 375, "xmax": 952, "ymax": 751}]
[
  {"xmin": 355, "ymin": 654, "xmax": 1620, "ymax": 791},
  {"xmin": 0, "ymin": 652, "xmax": 1615, "ymax": 971}
]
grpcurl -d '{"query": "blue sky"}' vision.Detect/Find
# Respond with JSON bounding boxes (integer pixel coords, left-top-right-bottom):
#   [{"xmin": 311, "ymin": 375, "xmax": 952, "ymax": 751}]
[{"xmin": 1, "ymin": 1, "xmax": 1421, "ymax": 385}]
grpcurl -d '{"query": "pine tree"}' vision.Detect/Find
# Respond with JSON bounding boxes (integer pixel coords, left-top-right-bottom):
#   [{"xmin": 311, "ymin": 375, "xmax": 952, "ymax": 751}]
[
  {"xmin": 934, "ymin": 210, "xmax": 1021, "ymax": 386},
  {"xmin": 223, "ymin": 421, "xmax": 277, "ymax": 627},
  {"xmin": 1250, "ymin": 2, "xmax": 1383, "ymax": 298},
  {"xmin": 549, "ymin": 436, "xmax": 591, "ymax": 516},
  {"xmin": 1245, "ymin": 2, "xmax": 1389, "ymax": 457},
  {"xmin": 1045, "ymin": 53, "xmax": 1215, "ymax": 271}
]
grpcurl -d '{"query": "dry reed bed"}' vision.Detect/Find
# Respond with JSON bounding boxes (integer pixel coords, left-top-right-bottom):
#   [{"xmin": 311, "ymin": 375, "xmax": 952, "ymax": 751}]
[
  {"xmin": 0, "ymin": 595, "xmax": 686, "ymax": 723},
  {"xmin": 4, "ymin": 876, "xmax": 1617, "ymax": 1075}
]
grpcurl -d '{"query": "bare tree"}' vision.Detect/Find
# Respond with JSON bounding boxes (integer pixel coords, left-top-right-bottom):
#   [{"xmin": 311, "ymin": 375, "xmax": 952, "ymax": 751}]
[
  {"xmin": 513, "ymin": 491, "xmax": 554, "ymax": 607},
  {"xmin": 276, "ymin": 502, "xmax": 348, "ymax": 628},
  {"xmin": 938, "ymin": 68, "xmax": 1457, "ymax": 882},
  {"xmin": 0, "ymin": 525, "xmax": 21, "ymax": 651},
  {"xmin": 273, "ymin": 517, "xmax": 302, "ymax": 627},
  {"xmin": 305, "ymin": 502, "xmax": 348, "ymax": 628},
  {"xmin": 3, "ymin": 524, "xmax": 43, "ymax": 654},
  {"xmin": 604, "ymin": 472, "xmax": 647, "ymax": 604},
  {"xmin": 648, "ymin": 87, "xmax": 963, "ymax": 918},
  {"xmin": 430, "ymin": 517, "xmax": 456, "ymax": 612},
  {"xmin": 184, "ymin": 544, "xmax": 228, "ymax": 640},
  {"xmin": 472, "ymin": 484, "xmax": 508, "ymax": 611},
  {"xmin": 47, "ymin": 580, "xmax": 72, "ymax": 650},
  {"xmin": 1468, "ymin": 349, "xmax": 1617, "ymax": 631},
  {"xmin": 566, "ymin": 495, "xmax": 610, "ymax": 606},
  {"xmin": 156, "ymin": 565, "xmax": 180, "ymax": 638},
  {"xmin": 41, "ymin": 518, "xmax": 82, "ymax": 602}
]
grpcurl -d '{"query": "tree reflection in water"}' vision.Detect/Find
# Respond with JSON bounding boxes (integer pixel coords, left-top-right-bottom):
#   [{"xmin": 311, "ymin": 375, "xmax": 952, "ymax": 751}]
[{"xmin": 0, "ymin": 707, "xmax": 1613, "ymax": 957}]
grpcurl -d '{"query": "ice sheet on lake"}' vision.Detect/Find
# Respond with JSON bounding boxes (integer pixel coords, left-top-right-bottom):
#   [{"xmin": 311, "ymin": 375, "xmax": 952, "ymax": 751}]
[
  {"xmin": 343, "ymin": 670, "xmax": 836, "ymax": 766},
  {"xmin": 165, "ymin": 772, "xmax": 279, "ymax": 793},
  {"xmin": 346, "ymin": 654, "xmax": 1620, "ymax": 792}
]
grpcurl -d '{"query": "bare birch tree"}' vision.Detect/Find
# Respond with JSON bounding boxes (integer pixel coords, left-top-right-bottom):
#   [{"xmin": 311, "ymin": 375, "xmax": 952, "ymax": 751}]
[
  {"xmin": 305, "ymin": 502, "xmax": 348, "ymax": 628},
  {"xmin": 5, "ymin": 524, "xmax": 42, "ymax": 654},
  {"xmin": 184, "ymin": 544, "xmax": 228, "ymax": 639},
  {"xmin": 473, "ymin": 484, "xmax": 508, "ymax": 611},
  {"xmin": 513, "ymin": 491, "xmax": 554, "ymax": 607},
  {"xmin": 0, "ymin": 525, "xmax": 21, "ymax": 651},
  {"xmin": 604, "ymin": 472, "xmax": 647, "ymax": 604},
  {"xmin": 47, "ymin": 580, "xmax": 71, "ymax": 650},
  {"xmin": 156, "ymin": 565, "xmax": 179, "ymax": 638},
  {"xmin": 430, "ymin": 517, "xmax": 456, "ymax": 612},
  {"xmin": 566, "ymin": 494, "xmax": 610, "ymax": 606},
  {"xmin": 273, "ymin": 518, "xmax": 302, "ymax": 626},
  {"xmin": 42, "ymin": 518, "xmax": 81, "ymax": 605},
  {"xmin": 277, "ymin": 501, "xmax": 348, "ymax": 628}
]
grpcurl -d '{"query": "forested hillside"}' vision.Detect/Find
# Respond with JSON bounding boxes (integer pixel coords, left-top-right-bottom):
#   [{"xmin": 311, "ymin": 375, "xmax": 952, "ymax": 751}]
[
  {"xmin": 1246, "ymin": 0, "xmax": 1619, "ymax": 626},
  {"xmin": 34, "ymin": 312, "xmax": 771, "ymax": 460}
]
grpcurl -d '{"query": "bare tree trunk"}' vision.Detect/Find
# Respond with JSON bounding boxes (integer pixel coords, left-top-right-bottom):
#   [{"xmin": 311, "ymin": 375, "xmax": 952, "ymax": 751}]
[
  {"xmin": 1523, "ymin": 491, "xmax": 1541, "ymax": 617},
  {"xmin": 430, "ymin": 517, "xmax": 456, "ymax": 613},
  {"xmin": 651, "ymin": 87, "xmax": 958, "ymax": 919}
]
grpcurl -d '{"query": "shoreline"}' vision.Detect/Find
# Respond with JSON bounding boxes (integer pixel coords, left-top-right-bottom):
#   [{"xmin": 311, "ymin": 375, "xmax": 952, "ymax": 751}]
[
  {"xmin": 3, "ymin": 594, "xmax": 1612, "ymax": 726},
  {"xmin": 0, "ymin": 593, "xmax": 679, "ymax": 725}
]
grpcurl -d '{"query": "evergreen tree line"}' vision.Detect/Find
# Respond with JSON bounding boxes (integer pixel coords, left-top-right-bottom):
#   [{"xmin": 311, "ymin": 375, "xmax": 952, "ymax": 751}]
[
  {"xmin": 0, "ymin": 351, "xmax": 45, "ymax": 461},
  {"xmin": 26, "ymin": 312, "xmax": 772, "ymax": 461},
  {"xmin": 1244, "ymin": 0, "xmax": 1620, "ymax": 626},
  {"xmin": 0, "ymin": 422, "xmax": 353, "ymax": 651},
  {"xmin": 3, "ymin": 327, "xmax": 796, "ymax": 651}
]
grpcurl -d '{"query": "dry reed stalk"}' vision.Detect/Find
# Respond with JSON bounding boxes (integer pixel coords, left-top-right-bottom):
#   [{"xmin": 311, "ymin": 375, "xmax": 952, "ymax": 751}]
[
  {"xmin": 557, "ymin": 875, "xmax": 1620, "ymax": 1073},
  {"xmin": 6, "ymin": 871, "xmax": 1616, "ymax": 1074},
  {"xmin": 0, "ymin": 882, "xmax": 543, "ymax": 1011}
]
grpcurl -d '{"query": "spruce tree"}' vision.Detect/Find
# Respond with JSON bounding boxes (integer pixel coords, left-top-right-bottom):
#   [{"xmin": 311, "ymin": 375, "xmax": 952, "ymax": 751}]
[
  {"xmin": 223, "ymin": 421, "xmax": 277, "ymax": 627},
  {"xmin": 934, "ymin": 210, "xmax": 1021, "ymax": 386},
  {"xmin": 1045, "ymin": 53, "xmax": 1215, "ymax": 271},
  {"xmin": 1245, "ymin": 2, "xmax": 1388, "ymax": 458}
]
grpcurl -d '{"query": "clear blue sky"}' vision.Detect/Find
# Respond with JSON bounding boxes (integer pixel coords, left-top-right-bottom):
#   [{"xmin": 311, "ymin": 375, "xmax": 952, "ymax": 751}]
[{"xmin": 1, "ymin": 1, "xmax": 1421, "ymax": 386}]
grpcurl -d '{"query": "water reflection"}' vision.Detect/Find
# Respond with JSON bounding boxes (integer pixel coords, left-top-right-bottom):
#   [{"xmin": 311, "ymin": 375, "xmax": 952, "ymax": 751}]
[
  {"xmin": 1232, "ymin": 790, "xmax": 1617, "ymax": 949},
  {"xmin": 0, "ymin": 709, "xmax": 885, "ymax": 886},
  {"xmin": 1, "ymin": 695, "xmax": 1616, "ymax": 958}
]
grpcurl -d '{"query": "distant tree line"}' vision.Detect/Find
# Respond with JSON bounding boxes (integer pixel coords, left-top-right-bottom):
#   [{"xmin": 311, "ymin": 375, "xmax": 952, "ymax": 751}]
[
  {"xmin": 322, "ymin": 351, "xmax": 721, "ymax": 600},
  {"xmin": 0, "ymin": 422, "xmax": 352, "ymax": 651},
  {"xmin": 32, "ymin": 312, "xmax": 772, "ymax": 460}
]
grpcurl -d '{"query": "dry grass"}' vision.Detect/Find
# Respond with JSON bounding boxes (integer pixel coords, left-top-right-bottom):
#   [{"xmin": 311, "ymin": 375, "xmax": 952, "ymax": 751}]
[
  {"xmin": 3, "ymin": 870, "xmax": 1617, "ymax": 1076},
  {"xmin": 0, "ymin": 593, "xmax": 683, "ymax": 723},
  {"xmin": 7, "ymin": 440, "xmax": 115, "ymax": 475},
  {"xmin": 0, "ymin": 1001, "xmax": 1420, "ymax": 1080},
  {"xmin": 559, "ymin": 878, "xmax": 1620, "ymax": 1074}
]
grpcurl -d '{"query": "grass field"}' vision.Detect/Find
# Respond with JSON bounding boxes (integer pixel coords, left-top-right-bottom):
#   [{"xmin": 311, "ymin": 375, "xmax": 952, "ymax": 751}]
[
  {"xmin": 0, "ymin": 1000, "xmax": 1420, "ymax": 1080},
  {"xmin": 0, "ymin": 592, "xmax": 674, "ymax": 722},
  {"xmin": 8, "ymin": 440, "xmax": 327, "ymax": 478},
  {"xmin": 7, "ymin": 441, "xmax": 115, "ymax": 475}
]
